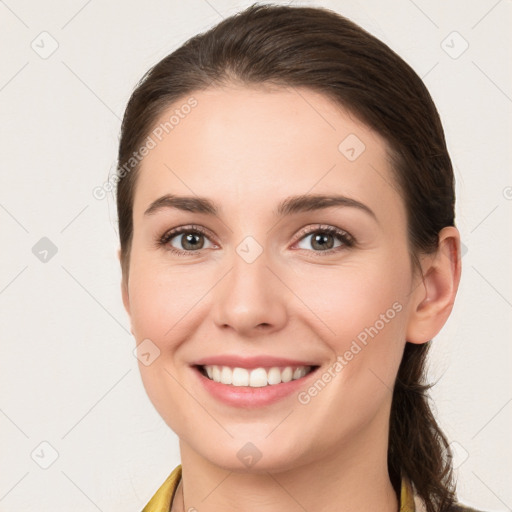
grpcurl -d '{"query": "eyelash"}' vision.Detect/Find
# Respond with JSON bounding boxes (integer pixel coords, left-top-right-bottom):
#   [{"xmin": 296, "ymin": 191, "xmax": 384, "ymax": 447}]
[{"xmin": 156, "ymin": 224, "xmax": 355, "ymax": 257}]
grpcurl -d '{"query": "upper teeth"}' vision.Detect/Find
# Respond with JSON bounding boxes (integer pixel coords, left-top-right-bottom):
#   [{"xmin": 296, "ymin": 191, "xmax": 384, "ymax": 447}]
[{"xmin": 203, "ymin": 365, "xmax": 312, "ymax": 387}]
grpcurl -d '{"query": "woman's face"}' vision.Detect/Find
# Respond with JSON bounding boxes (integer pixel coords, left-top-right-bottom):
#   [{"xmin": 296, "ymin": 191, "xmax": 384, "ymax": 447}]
[{"xmin": 122, "ymin": 85, "xmax": 422, "ymax": 472}]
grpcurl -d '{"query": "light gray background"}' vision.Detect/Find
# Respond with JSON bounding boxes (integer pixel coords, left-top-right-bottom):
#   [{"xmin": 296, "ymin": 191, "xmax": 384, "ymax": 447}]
[{"xmin": 1, "ymin": 1, "xmax": 511, "ymax": 511}]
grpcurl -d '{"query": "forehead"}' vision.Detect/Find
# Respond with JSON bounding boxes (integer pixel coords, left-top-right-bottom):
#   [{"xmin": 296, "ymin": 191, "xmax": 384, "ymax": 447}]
[{"xmin": 132, "ymin": 85, "xmax": 403, "ymax": 224}]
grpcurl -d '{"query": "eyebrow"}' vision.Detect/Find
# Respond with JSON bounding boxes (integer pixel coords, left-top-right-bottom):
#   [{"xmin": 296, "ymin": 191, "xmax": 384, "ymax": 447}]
[{"xmin": 144, "ymin": 193, "xmax": 377, "ymax": 221}]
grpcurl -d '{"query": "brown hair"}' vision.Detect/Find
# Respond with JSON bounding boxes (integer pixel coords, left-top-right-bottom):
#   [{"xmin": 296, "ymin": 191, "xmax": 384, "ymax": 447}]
[{"xmin": 116, "ymin": 4, "xmax": 457, "ymax": 511}]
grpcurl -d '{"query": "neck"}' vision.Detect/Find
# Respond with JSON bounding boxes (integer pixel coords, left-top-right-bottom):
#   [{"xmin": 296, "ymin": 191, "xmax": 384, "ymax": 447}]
[{"xmin": 173, "ymin": 416, "xmax": 398, "ymax": 512}]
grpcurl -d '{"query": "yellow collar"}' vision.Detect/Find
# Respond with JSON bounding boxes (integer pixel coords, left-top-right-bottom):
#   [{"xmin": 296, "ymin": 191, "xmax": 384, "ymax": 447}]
[
  {"xmin": 142, "ymin": 465, "xmax": 418, "ymax": 512},
  {"xmin": 141, "ymin": 465, "xmax": 182, "ymax": 512}
]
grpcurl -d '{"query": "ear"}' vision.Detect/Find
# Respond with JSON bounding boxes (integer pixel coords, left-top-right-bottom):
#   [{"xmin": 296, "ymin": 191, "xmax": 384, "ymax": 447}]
[
  {"xmin": 406, "ymin": 226, "xmax": 462, "ymax": 344},
  {"xmin": 117, "ymin": 248, "xmax": 132, "ymax": 321}
]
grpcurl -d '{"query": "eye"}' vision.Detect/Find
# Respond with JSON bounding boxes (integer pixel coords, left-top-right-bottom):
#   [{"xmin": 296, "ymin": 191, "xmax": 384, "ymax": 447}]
[
  {"xmin": 156, "ymin": 223, "xmax": 355, "ymax": 257},
  {"xmin": 158, "ymin": 225, "xmax": 216, "ymax": 255},
  {"xmin": 293, "ymin": 224, "xmax": 354, "ymax": 255}
]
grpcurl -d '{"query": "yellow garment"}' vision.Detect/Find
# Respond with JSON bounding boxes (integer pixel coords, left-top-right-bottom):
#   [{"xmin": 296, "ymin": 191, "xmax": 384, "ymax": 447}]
[
  {"xmin": 141, "ymin": 465, "xmax": 182, "ymax": 512},
  {"xmin": 141, "ymin": 464, "xmax": 417, "ymax": 512}
]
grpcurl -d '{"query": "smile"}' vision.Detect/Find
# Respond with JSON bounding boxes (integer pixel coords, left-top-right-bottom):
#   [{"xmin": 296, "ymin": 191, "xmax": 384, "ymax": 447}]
[{"xmin": 198, "ymin": 365, "xmax": 316, "ymax": 387}]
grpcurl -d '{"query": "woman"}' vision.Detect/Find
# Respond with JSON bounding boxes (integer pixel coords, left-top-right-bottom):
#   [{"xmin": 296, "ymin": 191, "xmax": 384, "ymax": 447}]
[{"xmin": 116, "ymin": 4, "xmax": 484, "ymax": 512}]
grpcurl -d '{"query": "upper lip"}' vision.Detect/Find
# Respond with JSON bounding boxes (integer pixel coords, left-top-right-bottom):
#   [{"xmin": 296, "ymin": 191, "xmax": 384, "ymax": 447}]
[{"xmin": 192, "ymin": 355, "xmax": 320, "ymax": 369}]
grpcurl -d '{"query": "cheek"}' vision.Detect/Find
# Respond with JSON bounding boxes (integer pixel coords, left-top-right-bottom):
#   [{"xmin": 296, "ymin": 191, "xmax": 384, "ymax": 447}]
[
  {"xmin": 126, "ymin": 256, "xmax": 206, "ymax": 432},
  {"xmin": 288, "ymin": 265, "xmax": 408, "ymax": 440},
  {"xmin": 291, "ymin": 259, "xmax": 409, "ymax": 383},
  {"xmin": 127, "ymin": 249, "xmax": 205, "ymax": 344},
  {"xmin": 296, "ymin": 257, "xmax": 407, "ymax": 331}
]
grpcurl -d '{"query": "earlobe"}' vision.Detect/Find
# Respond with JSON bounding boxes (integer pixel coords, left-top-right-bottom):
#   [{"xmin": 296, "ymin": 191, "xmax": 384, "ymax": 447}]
[
  {"xmin": 117, "ymin": 247, "xmax": 131, "ymax": 315},
  {"xmin": 121, "ymin": 280, "xmax": 135, "ymax": 336},
  {"xmin": 118, "ymin": 248, "xmax": 132, "ymax": 321},
  {"xmin": 121, "ymin": 280, "xmax": 131, "ymax": 317},
  {"xmin": 117, "ymin": 248, "xmax": 134, "ymax": 334},
  {"xmin": 406, "ymin": 226, "xmax": 462, "ymax": 344}
]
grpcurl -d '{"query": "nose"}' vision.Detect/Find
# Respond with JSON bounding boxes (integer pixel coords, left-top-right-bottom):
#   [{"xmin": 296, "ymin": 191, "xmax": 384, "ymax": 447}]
[{"xmin": 211, "ymin": 247, "xmax": 288, "ymax": 338}]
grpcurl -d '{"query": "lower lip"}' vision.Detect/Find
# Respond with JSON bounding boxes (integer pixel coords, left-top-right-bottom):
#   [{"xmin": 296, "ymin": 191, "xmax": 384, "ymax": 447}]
[{"xmin": 192, "ymin": 366, "xmax": 320, "ymax": 408}]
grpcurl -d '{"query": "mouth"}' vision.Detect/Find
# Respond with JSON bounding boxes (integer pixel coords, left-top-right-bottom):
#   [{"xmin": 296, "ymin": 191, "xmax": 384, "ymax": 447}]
[{"xmin": 194, "ymin": 364, "xmax": 320, "ymax": 388}]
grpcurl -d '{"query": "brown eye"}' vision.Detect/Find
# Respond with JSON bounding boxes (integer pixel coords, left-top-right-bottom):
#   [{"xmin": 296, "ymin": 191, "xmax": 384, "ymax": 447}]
[
  {"xmin": 172, "ymin": 232, "xmax": 206, "ymax": 251},
  {"xmin": 159, "ymin": 226, "xmax": 216, "ymax": 255},
  {"xmin": 295, "ymin": 225, "xmax": 354, "ymax": 254},
  {"xmin": 309, "ymin": 232, "xmax": 336, "ymax": 251}
]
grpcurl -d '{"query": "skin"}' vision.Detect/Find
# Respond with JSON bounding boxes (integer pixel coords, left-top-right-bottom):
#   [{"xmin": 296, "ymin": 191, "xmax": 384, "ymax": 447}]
[{"xmin": 120, "ymin": 85, "xmax": 461, "ymax": 512}]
